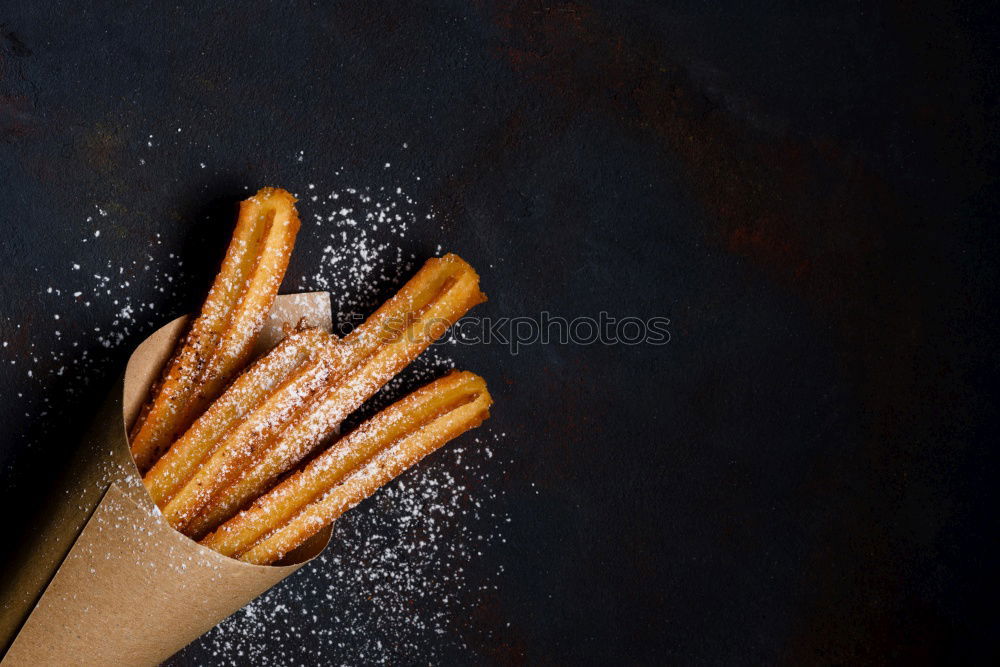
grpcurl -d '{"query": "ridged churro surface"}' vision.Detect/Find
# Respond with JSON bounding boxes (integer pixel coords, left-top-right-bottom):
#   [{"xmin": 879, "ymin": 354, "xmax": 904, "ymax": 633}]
[
  {"xmin": 202, "ymin": 371, "xmax": 492, "ymax": 564},
  {"xmin": 129, "ymin": 187, "xmax": 300, "ymax": 471},
  {"xmin": 142, "ymin": 328, "xmax": 335, "ymax": 512},
  {"xmin": 160, "ymin": 331, "xmax": 340, "ymax": 531}
]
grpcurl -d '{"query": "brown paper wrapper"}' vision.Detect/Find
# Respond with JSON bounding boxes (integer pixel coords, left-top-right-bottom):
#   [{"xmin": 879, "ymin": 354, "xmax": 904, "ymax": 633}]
[{"xmin": 0, "ymin": 293, "xmax": 335, "ymax": 666}]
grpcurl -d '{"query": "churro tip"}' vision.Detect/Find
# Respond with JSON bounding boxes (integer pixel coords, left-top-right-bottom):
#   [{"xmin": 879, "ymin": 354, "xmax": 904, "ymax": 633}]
[{"xmin": 254, "ymin": 186, "xmax": 298, "ymax": 204}]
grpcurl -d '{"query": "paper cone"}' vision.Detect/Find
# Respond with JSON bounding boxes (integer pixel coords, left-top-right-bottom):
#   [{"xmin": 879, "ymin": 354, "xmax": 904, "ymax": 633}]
[{"xmin": 0, "ymin": 293, "xmax": 335, "ymax": 666}]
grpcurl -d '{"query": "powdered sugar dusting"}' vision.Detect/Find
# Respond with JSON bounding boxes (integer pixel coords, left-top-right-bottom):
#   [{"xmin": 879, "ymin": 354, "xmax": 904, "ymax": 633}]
[
  {"xmin": 1, "ymin": 234, "xmax": 189, "ymax": 426},
  {"xmin": 188, "ymin": 429, "xmax": 508, "ymax": 664},
  {"xmin": 294, "ymin": 183, "xmax": 427, "ymax": 327}
]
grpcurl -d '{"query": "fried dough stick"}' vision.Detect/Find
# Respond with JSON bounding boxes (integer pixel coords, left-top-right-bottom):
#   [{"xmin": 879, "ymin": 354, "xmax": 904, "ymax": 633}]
[
  {"xmin": 130, "ymin": 188, "xmax": 301, "ymax": 472},
  {"xmin": 201, "ymin": 371, "xmax": 492, "ymax": 563},
  {"xmin": 182, "ymin": 254, "xmax": 485, "ymax": 539},
  {"xmin": 160, "ymin": 331, "xmax": 340, "ymax": 531},
  {"xmin": 142, "ymin": 328, "xmax": 334, "ymax": 509}
]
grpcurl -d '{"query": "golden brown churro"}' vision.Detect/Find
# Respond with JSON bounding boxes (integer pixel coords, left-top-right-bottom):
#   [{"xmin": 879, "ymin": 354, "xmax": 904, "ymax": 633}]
[
  {"xmin": 182, "ymin": 253, "xmax": 486, "ymax": 539},
  {"xmin": 159, "ymin": 330, "xmax": 341, "ymax": 531},
  {"xmin": 201, "ymin": 371, "xmax": 492, "ymax": 564},
  {"xmin": 130, "ymin": 188, "xmax": 300, "ymax": 472},
  {"xmin": 142, "ymin": 328, "xmax": 335, "ymax": 510}
]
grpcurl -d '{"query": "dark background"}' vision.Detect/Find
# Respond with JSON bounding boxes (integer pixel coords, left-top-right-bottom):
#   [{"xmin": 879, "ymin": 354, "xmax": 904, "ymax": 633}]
[{"xmin": 2, "ymin": 1, "xmax": 998, "ymax": 664}]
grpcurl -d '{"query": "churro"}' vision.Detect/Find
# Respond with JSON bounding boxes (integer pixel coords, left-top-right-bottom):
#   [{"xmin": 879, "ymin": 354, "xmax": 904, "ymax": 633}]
[
  {"xmin": 142, "ymin": 327, "xmax": 334, "ymax": 510},
  {"xmin": 130, "ymin": 188, "xmax": 301, "ymax": 472},
  {"xmin": 159, "ymin": 330, "xmax": 340, "ymax": 531},
  {"xmin": 182, "ymin": 253, "xmax": 486, "ymax": 539},
  {"xmin": 201, "ymin": 371, "xmax": 492, "ymax": 564}
]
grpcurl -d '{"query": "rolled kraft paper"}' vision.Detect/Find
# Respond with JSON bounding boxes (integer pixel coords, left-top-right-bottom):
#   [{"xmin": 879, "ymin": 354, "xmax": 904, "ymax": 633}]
[{"xmin": 0, "ymin": 293, "xmax": 335, "ymax": 666}]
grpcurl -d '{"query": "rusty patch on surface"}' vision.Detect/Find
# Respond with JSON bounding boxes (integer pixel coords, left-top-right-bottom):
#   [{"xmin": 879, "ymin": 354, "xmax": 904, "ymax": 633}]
[
  {"xmin": 1, "ymin": 25, "xmax": 38, "ymax": 141},
  {"xmin": 481, "ymin": 0, "xmax": 960, "ymax": 661}
]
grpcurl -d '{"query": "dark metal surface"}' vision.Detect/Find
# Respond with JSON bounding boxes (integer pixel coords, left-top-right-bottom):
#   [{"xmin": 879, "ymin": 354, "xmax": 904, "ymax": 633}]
[{"xmin": 2, "ymin": 1, "xmax": 998, "ymax": 664}]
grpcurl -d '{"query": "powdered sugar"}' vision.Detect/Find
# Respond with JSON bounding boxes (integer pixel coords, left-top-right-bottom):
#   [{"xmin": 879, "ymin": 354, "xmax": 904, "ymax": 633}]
[{"xmin": 185, "ymin": 429, "xmax": 509, "ymax": 664}]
